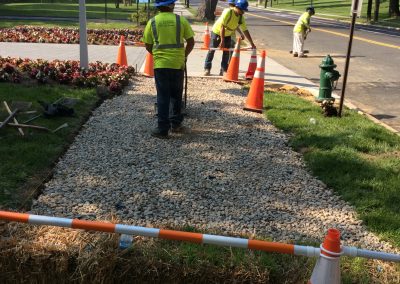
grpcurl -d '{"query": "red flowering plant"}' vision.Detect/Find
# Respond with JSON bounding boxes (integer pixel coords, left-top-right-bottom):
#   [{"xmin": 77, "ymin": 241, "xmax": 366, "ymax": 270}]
[
  {"xmin": 0, "ymin": 26, "xmax": 143, "ymax": 46},
  {"xmin": 0, "ymin": 56, "xmax": 136, "ymax": 96},
  {"xmin": 0, "ymin": 61, "xmax": 23, "ymax": 83}
]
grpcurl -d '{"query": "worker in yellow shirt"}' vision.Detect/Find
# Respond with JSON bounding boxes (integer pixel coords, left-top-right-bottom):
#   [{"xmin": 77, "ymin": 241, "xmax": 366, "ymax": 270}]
[
  {"xmin": 292, "ymin": 7, "xmax": 315, "ymax": 58},
  {"xmin": 142, "ymin": 0, "xmax": 195, "ymax": 139},
  {"xmin": 204, "ymin": 0, "xmax": 256, "ymax": 76},
  {"xmin": 227, "ymin": 0, "xmax": 245, "ymax": 61}
]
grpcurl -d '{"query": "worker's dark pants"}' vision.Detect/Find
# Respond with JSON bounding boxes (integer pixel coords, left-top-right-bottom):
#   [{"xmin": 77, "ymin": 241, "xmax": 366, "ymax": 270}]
[
  {"xmin": 204, "ymin": 32, "xmax": 232, "ymax": 72},
  {"xmin": 154, "ymin": 68, "xmax": 184, "ymax": 133}
]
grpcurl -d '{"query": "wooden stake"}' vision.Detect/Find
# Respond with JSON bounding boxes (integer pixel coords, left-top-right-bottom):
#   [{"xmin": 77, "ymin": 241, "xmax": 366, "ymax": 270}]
[{"xmin": 3, "ymin": 101, "xmax": 24, "ymax": 136}]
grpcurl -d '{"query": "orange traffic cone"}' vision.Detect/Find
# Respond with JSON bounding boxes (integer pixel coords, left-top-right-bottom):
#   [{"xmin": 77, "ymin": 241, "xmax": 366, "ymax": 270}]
[
  {"xmin": 309, "ymin": 228, "xmax": 342, "ymax": 284},
  {"xmin": 116, "ymin": 35, "xmax": 128, "ymax": 66},
  {"xmin": 243, "ymin": 50, "xmax": 266, "ymax": 113},
  {"xmin": 245, "ymin": 48, "xmax": 257, "ymax": 80},
  {"xmin": 143, "ymin": 52, "xmax": 154, "ymax": 77},
  {"xmin": 224, "ymin": 38, "xmax": 241, "ymax": 83},
  {"xmin": 202, "ymin": 22, "xmax": 211, "ymax": 50}
]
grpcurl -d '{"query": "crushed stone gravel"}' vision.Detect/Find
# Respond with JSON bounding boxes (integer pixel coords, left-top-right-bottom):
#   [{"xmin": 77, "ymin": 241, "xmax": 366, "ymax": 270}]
[{"xmin": 32, "ymin": 76, "xmax": 396, "ymax": 253}]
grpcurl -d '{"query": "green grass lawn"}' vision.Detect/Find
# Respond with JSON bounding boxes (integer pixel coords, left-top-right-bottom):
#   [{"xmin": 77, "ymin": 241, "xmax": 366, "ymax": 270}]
[
  {"xmin": 0, "ymin": 1, "xmax": 137, "ymax": 20},
  {"xmin": 0, "ymin": 83, "xmax": 98, "ymax": 208},
  {"xmin": 252, "ymin": 0, "xmax": 400, "ymax": 27},
  {"xmin": 264, "ymin": 91, "xmax": 400, "ymax": 248},
  {"xmin": 0, "ymin": 19, "xmax": 138, "ymax": 29}
]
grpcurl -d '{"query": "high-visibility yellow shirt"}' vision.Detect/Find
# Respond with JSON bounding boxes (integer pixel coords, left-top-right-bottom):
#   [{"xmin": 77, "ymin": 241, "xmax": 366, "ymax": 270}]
[
  {"xmin": 142, "ymin": 12, "xmax": 194, "ymax": 69},
  {"xmin": 212, "ymin": 8, "xmax": 247, "ymax": 37},
  {"xmin": 293, "ymin": 12, "xmax": 311, "ymax": 33}
]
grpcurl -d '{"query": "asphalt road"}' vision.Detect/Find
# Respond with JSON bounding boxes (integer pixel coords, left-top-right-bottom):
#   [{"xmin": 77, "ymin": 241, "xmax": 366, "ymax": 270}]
[
  {"xmin": 198, "ymin": 2, "xmax": 400, "ymax": 131},
  {"xmin": 247, "ymin": 7, "xmax": 400, "ymax": 131}
]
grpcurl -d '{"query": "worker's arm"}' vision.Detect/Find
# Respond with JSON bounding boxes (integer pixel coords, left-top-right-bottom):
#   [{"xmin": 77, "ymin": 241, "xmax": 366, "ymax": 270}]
[
  {"xmin": 219, "ymin": 26, "xmax": 226, "ymax": 48},
  {"xmin": 243, "ymin": 30, "xmax": 256, "ymax": 49},
  {"xmin": 185, "ymin": 37, "xmax": 195, "ymax": 58},
  {"xmin": 145, "ymin": 43, "xmax": 153, "ymax": 54},
  {"xmin": 236, "ymin": 28, "xmax": 245, "ymax": 40}
]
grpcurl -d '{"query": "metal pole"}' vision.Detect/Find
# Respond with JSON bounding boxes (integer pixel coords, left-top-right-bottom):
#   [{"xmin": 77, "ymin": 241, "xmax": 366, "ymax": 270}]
[
  {"xmin": 184, "ymin": 63, "xmax": 188, "ymax": 109},
  {"xmin": 79, "ymin": 0, "xmax": 89, "ymax": 69},
  {"xmin": 105, "ymin": 0, "xmax": 108, "ymax": 24},
  {"xmin": 147, "ymin": 0, "xmax": 150, "ymax": 21},
  {"xmin": 338, "ymin": 0, "xmax": 358, "ymax": 117},
  {"xmin": 137, "ymin": 0, "xmax": 139, "ymax": 26}
]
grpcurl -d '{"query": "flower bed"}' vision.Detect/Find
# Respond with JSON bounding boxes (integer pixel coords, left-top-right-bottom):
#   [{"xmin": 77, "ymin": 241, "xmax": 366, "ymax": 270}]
[
  {"xmin": 0, "ymin": 57, "xmax": 136, "ymax": 96},
  {"xmin": 0, "ymin": 26, "xmax": 143, "ymax": 46}
]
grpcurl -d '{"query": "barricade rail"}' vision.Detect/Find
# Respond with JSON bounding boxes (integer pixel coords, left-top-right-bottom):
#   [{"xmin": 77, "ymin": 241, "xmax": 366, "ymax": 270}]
[
  {"xmin": 0, "ymin": 210, "xmax": 398, "ymax": 262},
  {"xmin": 122, "ymin": 41, "xmax": 255, "ymax": 52}
]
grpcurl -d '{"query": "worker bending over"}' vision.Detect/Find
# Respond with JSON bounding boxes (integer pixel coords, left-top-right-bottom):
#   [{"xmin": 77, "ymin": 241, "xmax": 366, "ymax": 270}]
[{"xmin": 204, "ymin": 0, "xmax": 256, "ymax": 76}]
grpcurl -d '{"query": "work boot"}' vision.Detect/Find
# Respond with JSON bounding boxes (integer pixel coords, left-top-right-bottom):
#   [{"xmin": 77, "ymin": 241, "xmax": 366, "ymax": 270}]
[
  {"xmin": 203, "ymin": 69, "xmax": 211, "ymax": 76},
  {"xmin": 151, "ymin": 128, "xmax": 169, "ymax": 139},
  {"xmin": 298, "ymin": 54, "xmax": 307, "ymax": 58},
  {"xmin": 219, "ymin": 69, "xmax": 226, "ymax": 76},
  {"xmin": 171, "ymin": 124, "xmax": 191, "ymax": 134},
  {"xmin": 293, "ymin": 53, "xmax": 298, "ymax": 57}
]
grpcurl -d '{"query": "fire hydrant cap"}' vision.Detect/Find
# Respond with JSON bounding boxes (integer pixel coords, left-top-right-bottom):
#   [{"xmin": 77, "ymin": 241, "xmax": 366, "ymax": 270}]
[{"xmin": 320, "ymin": 54, "xmax": 337, "ymax": 69}]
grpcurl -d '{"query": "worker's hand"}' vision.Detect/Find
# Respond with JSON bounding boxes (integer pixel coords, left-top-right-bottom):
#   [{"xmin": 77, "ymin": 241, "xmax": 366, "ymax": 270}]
[
  {"xmin": 251, "ymin": 43, "xmax": 256, "ymax": 49},
  {"xmin": 219, "ymin": 41, "xmax": 225, "ymax": 49},
  {"xmin": 240, "ymin": 34, "xmax": 245, "ymax": 40},
  {"xmin": 308, "ymin": 28, "xmax": 312, "ymax": 33}
]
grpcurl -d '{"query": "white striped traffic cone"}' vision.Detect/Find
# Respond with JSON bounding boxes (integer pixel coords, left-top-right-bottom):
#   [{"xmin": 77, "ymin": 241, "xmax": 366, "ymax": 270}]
[
  {"xmin": 224, "ymin": 38, "xmax": 241, "ymax": 83},
  {"xmin": 243, "ymin": 50, "xmax": 266, "ymax": 113},
  {"xmin": 245, "ymin": 48, "xmax": 257, "ymax": 80},
  {"xmin": 202, "ymin": 22, "xmax": 211, "ymax": 50},
  {"xmin": 309, "ymin": 228, "xmax": 342, "ymax": 284}
]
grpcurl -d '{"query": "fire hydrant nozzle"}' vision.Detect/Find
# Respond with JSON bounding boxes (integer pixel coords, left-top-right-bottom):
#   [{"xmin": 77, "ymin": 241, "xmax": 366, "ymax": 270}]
[{"xmin": 317, "ymin": 55, "xmax": 341, "ymax": 102}]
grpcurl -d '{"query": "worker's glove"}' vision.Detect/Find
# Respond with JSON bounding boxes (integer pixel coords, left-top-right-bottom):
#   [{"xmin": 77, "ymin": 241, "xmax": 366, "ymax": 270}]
[{"xmin": 240, "ymin": 34, "xmax": 245, "ymax": 40}]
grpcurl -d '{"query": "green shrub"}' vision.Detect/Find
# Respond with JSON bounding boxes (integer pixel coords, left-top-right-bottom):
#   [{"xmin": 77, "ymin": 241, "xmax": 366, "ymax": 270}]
[{"xmin": 130, "ymin": 5, "xmax": 157, "ymax": 25}]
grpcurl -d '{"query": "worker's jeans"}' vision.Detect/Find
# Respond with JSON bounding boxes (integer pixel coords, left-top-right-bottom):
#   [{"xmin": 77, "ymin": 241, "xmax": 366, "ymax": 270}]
[
  {"xmin": 154, "ymin": 68, "xmax": 184, "ymax": 133},
  {"xmin": 204, "ymin": 32, "xmax": 232, "ymax": 72}
]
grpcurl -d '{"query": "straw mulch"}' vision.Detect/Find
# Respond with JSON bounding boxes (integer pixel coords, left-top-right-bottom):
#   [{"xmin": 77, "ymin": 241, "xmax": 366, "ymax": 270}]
[
  {"xmin": 1, "ymin": 220, "xmax": 399, "ymax": 283},
  {"xmin": 0, "ymin": 221, "xmax": 273, "ymax": 283}
]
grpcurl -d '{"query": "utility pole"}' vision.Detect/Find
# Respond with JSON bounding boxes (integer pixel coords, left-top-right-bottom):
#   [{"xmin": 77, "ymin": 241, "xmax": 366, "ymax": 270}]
[
  {"xmin": 338, "ymin": 0, "xmax": 358, "ymax": 117},
  {"xmin": 79, "ymin": 0, "xmax": 89, "ymax": 69}
]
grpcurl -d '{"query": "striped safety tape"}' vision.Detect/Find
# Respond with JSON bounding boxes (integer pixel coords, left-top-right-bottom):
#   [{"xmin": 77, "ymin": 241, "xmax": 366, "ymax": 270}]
[{"xmin": 0, "ymin": 210, "xmax": 398, "ymax": 262}]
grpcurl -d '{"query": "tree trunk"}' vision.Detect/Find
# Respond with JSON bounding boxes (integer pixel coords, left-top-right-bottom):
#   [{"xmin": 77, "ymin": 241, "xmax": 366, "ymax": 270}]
[
  {"xmin": 374, "ymin": 0, "xmax": 380, "ymax": 21},
  {"xmin": 367, "ymin": 0, "xmax": 373, "ymax": 21},
  {"xmin": 204, "ymin": 0, "xmax": 218, "ymax": 21},
  {"xmin": 389, "ymin": 0, "xmax": 400, "ymax": 17}
]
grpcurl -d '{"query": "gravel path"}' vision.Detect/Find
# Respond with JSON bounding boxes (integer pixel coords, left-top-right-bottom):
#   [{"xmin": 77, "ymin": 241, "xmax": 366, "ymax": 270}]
[{"xmin": 32, "ymin": 76, "xmax": 394, "ymax": 252}]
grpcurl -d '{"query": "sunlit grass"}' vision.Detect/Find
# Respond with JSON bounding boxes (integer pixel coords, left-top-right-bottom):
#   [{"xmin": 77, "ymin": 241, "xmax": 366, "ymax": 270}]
[{"xmin": 264, "ymin": 91, "xmax": 400, "ymax": 248}]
